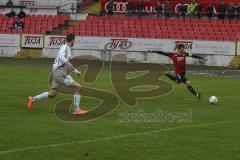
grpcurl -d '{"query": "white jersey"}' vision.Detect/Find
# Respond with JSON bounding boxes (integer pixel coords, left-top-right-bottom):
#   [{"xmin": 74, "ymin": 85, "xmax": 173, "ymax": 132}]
[{"xmin": 52, "ymin": 44, "xmax": 73, "ymax": 71}]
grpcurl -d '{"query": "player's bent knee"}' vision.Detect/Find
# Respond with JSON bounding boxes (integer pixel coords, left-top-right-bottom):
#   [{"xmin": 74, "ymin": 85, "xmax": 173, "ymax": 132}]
[
  {"xmin": 75, "ymin": 85, "xmax": 81, "ymax": 93},
  {"xmin": 185, "ymin": 80, "xmax": 191, "ymax": 86},
  {"xmin": 48, "ymin": 90, "xmax": 57, "ymax": 98},
  {"xmin": 49, "ymin": 93, "xmax": 57, "ymax": 98},
  {"xmin": 71, "ymin": 82, "xmax": 81, "ymax": 93}
]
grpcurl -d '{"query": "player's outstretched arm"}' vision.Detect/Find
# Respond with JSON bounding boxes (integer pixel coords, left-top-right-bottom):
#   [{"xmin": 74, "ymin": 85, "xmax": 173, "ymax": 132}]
[
  {"xmin": 188, "ymin": 53, "xmax": 207, "ymax": 61},
  {"xmin": 149, "ymin": 50, "xmax": 171, "ymax": 57}
]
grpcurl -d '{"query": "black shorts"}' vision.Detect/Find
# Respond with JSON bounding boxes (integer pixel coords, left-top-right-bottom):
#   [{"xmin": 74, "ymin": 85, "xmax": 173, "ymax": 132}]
[{"xmin": 176, "ymin": 72, "xmax": 188, "ymax": 83}]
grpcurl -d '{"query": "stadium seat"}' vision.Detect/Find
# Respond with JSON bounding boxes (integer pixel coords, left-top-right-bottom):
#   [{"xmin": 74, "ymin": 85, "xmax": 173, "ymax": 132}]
[
  {"xmin": 0, "ymin": 14, "xmax": 70, "ymax": 35},
  {"xmin": 14, "ymin": 13, "xmax": 235, "ymax": 41}
]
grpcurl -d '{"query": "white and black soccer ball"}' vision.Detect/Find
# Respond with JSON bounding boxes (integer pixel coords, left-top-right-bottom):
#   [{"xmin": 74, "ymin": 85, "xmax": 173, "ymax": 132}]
[{"xmin": 209, "ymin": 96, "xmax": 218, "ymax": 104}]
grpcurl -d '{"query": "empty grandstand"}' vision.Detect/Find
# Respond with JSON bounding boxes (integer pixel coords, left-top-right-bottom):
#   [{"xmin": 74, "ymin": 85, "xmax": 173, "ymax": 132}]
[
  {"xmin": 0, "ymin": 0, "xmax": 239, "ymax": 67},
  {"xmin": 0, "ymin": 14, "xmax": 70, "ymax": 34},
  {"xmin": 64, "ymin": 16, "xmax": 239, "ymax": 41},
  {"xmin": 0, "ymin": 0, "xmax": 239, "ymax": 41}
]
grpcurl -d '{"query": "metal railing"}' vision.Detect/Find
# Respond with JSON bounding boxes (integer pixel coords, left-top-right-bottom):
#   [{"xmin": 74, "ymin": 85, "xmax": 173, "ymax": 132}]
[{"xmin": 57, "ymin": 2, "xmax": 76, "ymax": 14}]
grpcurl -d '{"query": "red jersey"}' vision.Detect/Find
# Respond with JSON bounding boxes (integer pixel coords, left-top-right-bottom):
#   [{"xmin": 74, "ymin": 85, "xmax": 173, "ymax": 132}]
[{"xmin": 169, "ymin": 52, "xmax": 189, "ymax": 74}]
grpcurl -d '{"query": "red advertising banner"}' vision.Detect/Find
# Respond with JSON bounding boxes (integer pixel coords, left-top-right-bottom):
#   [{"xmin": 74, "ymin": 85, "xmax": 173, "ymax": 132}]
[{"xmin": 101, "ymin": 0, "xmax": 239, "ymax": 14}]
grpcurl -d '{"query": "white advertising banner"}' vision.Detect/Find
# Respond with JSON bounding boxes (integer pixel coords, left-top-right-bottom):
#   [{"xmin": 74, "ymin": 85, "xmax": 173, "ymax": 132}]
[
  {"xmin": 184, "ymin": 40, "xmax": 235, "ymax": 55},
  {"xmin": 74, "ymin": 37, "xmax": 235, "ymax": 55},
  {"xmin": 0, "ymin": 34, "xmax": 20, "ymax": 47},
  {"xmin": 22, "ymin": 34, "xmax": 44, "ymax": 48},
  {"xmin": 20, "ymin": 0, "xmax": 36, "ymax": 6},
  {"xmin": 44, "ymin": 35, "xmax": 235, "ymax": 55},
  {"xmin": 72, "ymin": 36, "xmax": 167, "ymax": 50},
  {"xmin": 45, "ymin": 35, "xmax": 66, "ymax": 49},
  {"xmin": 237, "ymin": 41, "xmax": 240, "ymax": 56}
]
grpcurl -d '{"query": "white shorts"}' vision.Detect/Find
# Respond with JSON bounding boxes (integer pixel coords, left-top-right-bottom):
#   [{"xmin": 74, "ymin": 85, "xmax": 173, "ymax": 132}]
[{"xmin": 51, "ymin": 74, "xmax": 75, "ymax": 90}]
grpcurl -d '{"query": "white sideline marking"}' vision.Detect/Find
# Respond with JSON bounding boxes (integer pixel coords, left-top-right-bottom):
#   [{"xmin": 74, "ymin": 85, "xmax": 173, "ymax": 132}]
[{"xmin": 0, "ymin": 119, "xmax": 239, "ymax": 155}]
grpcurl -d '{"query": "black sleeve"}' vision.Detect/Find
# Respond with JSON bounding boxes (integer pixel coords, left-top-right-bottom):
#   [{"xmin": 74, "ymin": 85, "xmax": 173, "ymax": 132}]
[
  {"xmin": 190, "ymin": 54, "xmax": 205, "ymax": 60},
  {"xmin": 151, "ymin": 51, "xmax": 171, "ymax": 57}
]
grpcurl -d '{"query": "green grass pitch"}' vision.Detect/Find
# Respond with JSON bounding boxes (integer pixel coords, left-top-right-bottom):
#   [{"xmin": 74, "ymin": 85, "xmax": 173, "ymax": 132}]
[{"xmin": 0, "ymin": 58, "xmax": 240, "ymax": 160}]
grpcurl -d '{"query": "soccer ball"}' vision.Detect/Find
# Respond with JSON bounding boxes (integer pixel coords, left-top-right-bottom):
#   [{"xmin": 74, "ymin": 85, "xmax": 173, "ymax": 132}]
[{"xmin": 209, "ymin": 96, "xmax": 218, "ymax": 104}]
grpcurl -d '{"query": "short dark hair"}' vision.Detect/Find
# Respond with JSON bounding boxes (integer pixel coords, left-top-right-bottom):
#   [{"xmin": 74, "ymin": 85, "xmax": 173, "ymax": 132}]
[
  {"xmin": 66, "ymin": 33, "xmax": 75, "ymax": 43},
  {"xmin": 177, "ymin": 44, "xmax": 185, "ymax": 49}
]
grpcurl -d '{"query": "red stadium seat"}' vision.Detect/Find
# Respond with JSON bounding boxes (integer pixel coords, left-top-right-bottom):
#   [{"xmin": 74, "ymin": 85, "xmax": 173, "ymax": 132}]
[
  {"xmin": 0, "ymin": 13, "xmax": 70, "ymax": 34},
  {"xmin": 1, "ymin": 13, "xmax": 237, "ymax": 41}
]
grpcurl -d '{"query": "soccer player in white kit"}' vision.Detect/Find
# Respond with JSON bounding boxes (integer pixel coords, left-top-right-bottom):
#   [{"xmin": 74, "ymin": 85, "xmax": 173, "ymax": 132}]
[{"xmin": 27, "ymin": 33, "xmax": 87, "ymax": 115}]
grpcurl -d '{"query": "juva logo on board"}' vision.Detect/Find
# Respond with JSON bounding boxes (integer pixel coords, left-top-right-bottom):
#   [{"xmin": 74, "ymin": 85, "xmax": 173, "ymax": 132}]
[
  {"xmin": 24, "ymin": 36, "xmax": 42, "ymax": 45},
  {"xmin": 174, "ymin": 41, "xmax": 193, "ymax": 50},
  {"xmin": 49, "ymin": 36, "xmax": 66, "ymax": 46}
]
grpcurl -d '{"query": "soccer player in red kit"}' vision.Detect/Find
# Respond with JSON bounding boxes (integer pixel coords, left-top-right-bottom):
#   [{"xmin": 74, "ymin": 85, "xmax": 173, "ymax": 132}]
[{"xmin": 152, "ymin": 44, "xmax": 207, "ymax": 100}]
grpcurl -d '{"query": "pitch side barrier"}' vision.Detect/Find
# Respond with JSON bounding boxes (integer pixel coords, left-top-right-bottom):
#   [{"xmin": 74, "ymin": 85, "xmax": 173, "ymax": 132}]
[
  {"xmin": 0, "ymin": 34, "xmax": 237, "ymax": 55},
  {"xmin": 0, "ymin": 34, "xmax": 238, "ymax": 66},
  {"xmin": 43, "ymin": 35, "xmax": 236, "ymax": 56},
  {"xmin": 42, "ymin": 35, "xmax": 237, "ymax": 66}
]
